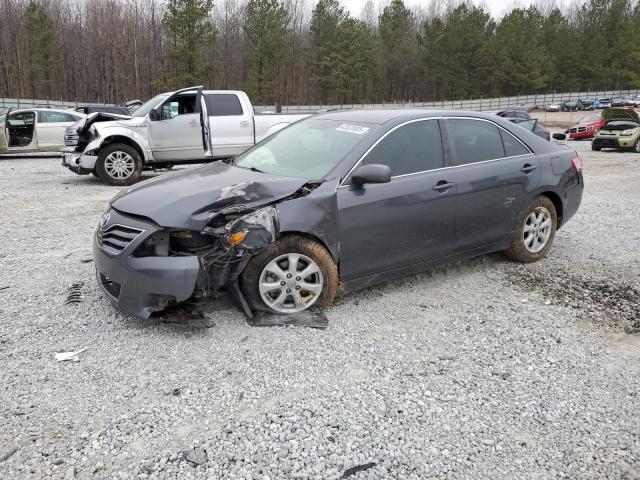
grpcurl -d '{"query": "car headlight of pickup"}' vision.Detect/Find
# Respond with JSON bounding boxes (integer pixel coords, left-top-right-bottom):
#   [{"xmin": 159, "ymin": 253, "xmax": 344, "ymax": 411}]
[{"xmin": 620, "ymin": 129, "xmax": 635, "ymax": 136}]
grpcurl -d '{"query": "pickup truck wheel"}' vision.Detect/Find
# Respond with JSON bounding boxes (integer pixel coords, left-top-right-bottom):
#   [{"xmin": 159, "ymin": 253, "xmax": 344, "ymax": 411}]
[
  {"xmin": 96, "ymin": 143, "xmax": 142, "ymax": 186},
  {"xmin": 240, "ymin": 235, "xmax": 338, "ymax": 314},
  {"xmin": 504, "ymin": 196, "xmax": 557, "ymax": 263}
]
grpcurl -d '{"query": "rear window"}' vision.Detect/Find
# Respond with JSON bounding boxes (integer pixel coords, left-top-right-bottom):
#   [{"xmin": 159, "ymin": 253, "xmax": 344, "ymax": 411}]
[{"xmin": 205, "ymin": 94, "xmax": 243, "ymax": 116}]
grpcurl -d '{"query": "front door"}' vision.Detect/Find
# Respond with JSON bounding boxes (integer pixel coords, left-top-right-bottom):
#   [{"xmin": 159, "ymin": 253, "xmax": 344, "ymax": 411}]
[
  {"xmin": 6, "ymin": 111, "xmax": 36, "ymax": 151},
  {"xmin": 337, "ymin": 119, "xmax": 457, "ymax": 281},
  {"xmin": 148, "ymin": 91, "xmax": 203, "ymax": 161}
]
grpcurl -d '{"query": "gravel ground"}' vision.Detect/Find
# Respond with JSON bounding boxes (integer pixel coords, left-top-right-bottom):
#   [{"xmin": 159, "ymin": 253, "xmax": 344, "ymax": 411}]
[{"xmin": 1, "ymin": 141, "xmax": 639, "ymax": 480}]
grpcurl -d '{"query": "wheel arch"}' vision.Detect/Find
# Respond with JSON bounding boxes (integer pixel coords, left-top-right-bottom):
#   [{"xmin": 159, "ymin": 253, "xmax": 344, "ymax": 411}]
[
  {"xmin": 99, "ymin": 136, "xmax": 145, "ymax": 163},
  {"xmin": 277, "ymin": 230, "xmax": 338, "ymax": 264},
  {"xmin": 537, "ymin": 190, "xmax": 564, "ymax": 228}
]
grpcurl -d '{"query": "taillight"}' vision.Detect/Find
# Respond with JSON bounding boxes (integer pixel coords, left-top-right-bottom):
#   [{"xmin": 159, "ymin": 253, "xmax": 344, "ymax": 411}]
[{"xmin": 571, "ymin": 156, "xmax": 583, "ymax": 173}]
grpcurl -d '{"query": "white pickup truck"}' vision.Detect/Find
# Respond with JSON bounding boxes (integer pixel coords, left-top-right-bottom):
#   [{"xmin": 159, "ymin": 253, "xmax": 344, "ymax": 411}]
[{"xmin": 61, "ymin": 87, "xmax": 312, "ymax": 185}]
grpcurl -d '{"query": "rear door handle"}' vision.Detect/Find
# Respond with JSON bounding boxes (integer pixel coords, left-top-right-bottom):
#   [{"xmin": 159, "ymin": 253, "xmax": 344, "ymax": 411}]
[
  {"xmin": 521, "ymin": 164, "xmax": 537, "ymax": 174},
  {"xmin": 433, "ymin": 181, "xmax": 455, "ymax": 192}
]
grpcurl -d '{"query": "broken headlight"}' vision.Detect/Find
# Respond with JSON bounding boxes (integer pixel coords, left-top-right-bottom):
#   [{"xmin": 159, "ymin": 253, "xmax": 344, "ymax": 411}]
[
  {"xmin": 204, "ymin": 206, "xmax": 278, "ymax": 252},
  {"xmin": 133, "ymin": 229, "xmax": 219, "ymax": 257}
]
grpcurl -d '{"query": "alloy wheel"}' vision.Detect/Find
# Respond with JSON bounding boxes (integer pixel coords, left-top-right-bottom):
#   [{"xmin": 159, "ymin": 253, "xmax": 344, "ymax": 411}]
[
  {"xmin": 104, "ymin": 151, "xmax": 135, "ymax": 179},
  {"xmin": 522, "ymin": 206, "xmax": 552, "ymax": 253},
  {"xmin": 259, "ymin": 253, "xmax": 323, "ymax": 313}
]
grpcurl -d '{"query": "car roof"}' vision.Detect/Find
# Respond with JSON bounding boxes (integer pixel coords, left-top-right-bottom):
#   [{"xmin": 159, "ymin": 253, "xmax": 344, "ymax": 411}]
[
  {"xmin": 9, "ymin": 107, "xmax": 82, "ymax": 115},
  {"xmin": 314, "ymin": 109, "xmax": 510, "ymax": 125}
]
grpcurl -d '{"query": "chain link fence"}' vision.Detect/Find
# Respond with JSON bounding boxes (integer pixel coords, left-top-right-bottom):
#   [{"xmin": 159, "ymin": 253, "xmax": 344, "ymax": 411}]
[
  {"xmin": 276, "ymin": 89, "xmax": 640, "ymax": 113},
  {"xmin": 0, "ymin": 97, "xmax": 114, "ymax": 110},
  {"xmin": 4, "ymin": 88, "xmax": 639, "ymax": 114}
]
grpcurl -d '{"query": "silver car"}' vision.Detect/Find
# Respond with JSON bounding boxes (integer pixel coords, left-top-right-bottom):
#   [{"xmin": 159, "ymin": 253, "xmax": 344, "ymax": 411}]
[{"xmin": 0, "ymin": 107, "xmax": 84, "ymax": 154}]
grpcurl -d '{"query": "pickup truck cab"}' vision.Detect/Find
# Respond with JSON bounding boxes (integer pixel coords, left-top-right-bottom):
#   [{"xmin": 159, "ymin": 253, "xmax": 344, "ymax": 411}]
[{"xmin": 61, "ymin": 87, "xmax": 312, "ymax": 185}]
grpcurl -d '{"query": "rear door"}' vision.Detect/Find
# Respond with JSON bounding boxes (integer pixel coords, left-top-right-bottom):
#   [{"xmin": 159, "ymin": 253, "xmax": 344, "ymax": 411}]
[
  {"xmin": 444, "ymin": 118, "xmax": 539, "ymax": 252},
  {"xmin": 204, "ymin": 93, "xmax": 254, "ymax": 157},
  {"xmin": 37, "ymin": 111, "xmax": 82, "ymax": 149},
  {"xmin": 148, "ymin": 90, "xmax": 202, "ymax": 161}
]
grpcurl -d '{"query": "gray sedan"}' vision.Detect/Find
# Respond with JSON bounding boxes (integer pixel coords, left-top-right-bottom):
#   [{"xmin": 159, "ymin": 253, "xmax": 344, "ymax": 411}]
[{"xmin": 93, "ymin": 110, "xmax": 584, "ymax": 319}]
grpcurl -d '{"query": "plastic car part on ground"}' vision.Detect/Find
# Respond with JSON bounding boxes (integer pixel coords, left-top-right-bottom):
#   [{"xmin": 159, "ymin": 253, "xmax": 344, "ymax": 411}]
[{"xmin": 54, "ymin": 347, "xmax": 87, "ymax": 362}]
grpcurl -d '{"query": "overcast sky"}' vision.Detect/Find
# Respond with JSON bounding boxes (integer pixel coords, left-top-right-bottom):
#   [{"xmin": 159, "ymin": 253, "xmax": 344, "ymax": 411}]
[{"xmin": 340, "ymin": 0, "xmax": 533, "ymax": 19}]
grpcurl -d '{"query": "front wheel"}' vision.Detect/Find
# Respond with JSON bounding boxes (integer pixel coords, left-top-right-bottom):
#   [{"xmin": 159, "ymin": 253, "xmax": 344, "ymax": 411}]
[
  {"xmin": 96, "ymin": 143, "xmax": 142, "ymax": 186},
  {"xmin": 240, "ymin": 236, "xmax": 338, "ymax": 314},
  {"xmin": 505, "ymin": 196, "xmax": 557, "ymax": 263}
]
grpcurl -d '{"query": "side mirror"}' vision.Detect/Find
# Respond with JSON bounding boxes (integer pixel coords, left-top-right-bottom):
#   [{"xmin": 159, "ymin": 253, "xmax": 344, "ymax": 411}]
[
  {"xmin": 553, "ymin": 133, "xmax": 567, "ymax": 141},
  {"xmin": 351, "ymin": 164, "xmax": 391, "ymax": 185},
  {"xmin": 149, "ymin": 108, "xmax": 160, "ymax": 121}
]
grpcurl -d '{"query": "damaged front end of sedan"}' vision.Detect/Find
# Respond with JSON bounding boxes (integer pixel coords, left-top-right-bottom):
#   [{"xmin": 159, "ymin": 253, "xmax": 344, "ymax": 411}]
[
  {"xmin": 134, "ymin": 204, "xmax": 280, "ymax": 317},
  {"xmin": 93, "ymin": 165, "xmax": 324, "ymax": 320}
]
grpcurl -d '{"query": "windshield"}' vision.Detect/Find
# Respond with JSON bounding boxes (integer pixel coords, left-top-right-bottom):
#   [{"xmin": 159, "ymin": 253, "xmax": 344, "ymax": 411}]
[
  {"xmin": 579, "ymin": 114, "xmax": 601, "ymax": 123},
  {"xmin": 131, "ymin": 93, "xmax": 170, "ymax": 118},
  {"xmin": 235, "ymin": 119, "xmax": 375, "ymax": 180}
]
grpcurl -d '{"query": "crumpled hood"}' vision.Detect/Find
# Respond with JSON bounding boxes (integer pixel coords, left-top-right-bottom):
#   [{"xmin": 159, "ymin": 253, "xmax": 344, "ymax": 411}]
[
  {"xmin": 110, "ymin": 162, "xmax": 308, "ymax": 230},
  {"xmin": 75, "ymin": 111, "xmax": 136, "ymax": 134}
]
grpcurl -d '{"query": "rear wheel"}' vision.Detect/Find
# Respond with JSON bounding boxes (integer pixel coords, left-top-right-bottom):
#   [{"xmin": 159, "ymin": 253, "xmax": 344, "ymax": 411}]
[
  {"xmin": 505, "ymin": 196, "xmax": 557, "ymax": 263},
  {"xmin": 96, "ymin": 143, "xmax": 142, "ymax": 186},
  {"xmin": 240, "ymin": 236, "xmax": 338, "ymax": 314}
]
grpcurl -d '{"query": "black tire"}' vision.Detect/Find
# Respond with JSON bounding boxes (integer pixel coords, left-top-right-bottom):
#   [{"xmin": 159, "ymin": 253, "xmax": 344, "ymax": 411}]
[
  {"xmin": 95, "ymin": 143, "xmax": 142, "ymax": 186},
  {"xmin": 240, "ymin": 235, "xmax": 339, "ymax": 314},
  {"xmin": 592, "ymin": 143, "xmax": 601, "ymax": 151},
  {"xmin": 504, "ymin": 196, "xmax": 557, "ymax": 263},
  {"xmin": 91, "ymin": 170, "xmax": 100, "ymax": 178}
]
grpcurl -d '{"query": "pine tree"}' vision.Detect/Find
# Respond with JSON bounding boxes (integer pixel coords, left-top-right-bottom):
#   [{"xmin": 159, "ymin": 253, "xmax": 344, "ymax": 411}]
[
  {"xmin": 162, "ymin": 0, "xmax": 215, "ymax": 89},
  {"xmin": 243, "ymin": 0, "xmax": 289, "ymax": 103}
]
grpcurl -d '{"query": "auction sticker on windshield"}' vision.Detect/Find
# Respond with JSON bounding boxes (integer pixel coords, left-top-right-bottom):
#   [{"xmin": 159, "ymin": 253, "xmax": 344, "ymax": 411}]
[{"xmin": 336, "ymin": 124, "xmax": 370, "ymax": 135}]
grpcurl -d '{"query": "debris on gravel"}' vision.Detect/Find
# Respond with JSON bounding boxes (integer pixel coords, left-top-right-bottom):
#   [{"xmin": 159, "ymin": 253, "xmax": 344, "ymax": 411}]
[{"xmin": 0, "ymin": 142, "xmax": 639, "ymax": 480}]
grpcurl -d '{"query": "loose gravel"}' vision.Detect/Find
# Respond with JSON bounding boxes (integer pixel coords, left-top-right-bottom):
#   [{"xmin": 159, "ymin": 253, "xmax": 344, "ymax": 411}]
[{"xmin": 1, "ymin": 141, "xmax": 639, "ymax": 480}]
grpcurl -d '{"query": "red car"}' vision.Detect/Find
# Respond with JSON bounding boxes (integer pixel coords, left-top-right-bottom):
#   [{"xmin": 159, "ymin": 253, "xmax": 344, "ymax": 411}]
[{"xmin": 567, "ymin": 113, "xmax": 605, "ymax": 139}]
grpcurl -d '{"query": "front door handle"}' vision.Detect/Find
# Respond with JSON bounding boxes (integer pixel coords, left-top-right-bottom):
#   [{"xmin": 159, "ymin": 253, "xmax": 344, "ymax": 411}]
[
  {"xmin": 432, "ymin": 181, "xmax": 455, "ymax": 192},
  {"xmin": 521, "ymin": 164, "xmax": 537, "ymax": 174}
]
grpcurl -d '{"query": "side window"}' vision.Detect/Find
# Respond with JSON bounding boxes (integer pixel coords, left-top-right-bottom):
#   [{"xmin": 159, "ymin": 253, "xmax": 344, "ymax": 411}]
[
  {"xmin": 361, "ymin": 120, "xmax": 444, "ymax": 177},
  {"xmin": 161, "ymin": 94, "xmax": 196, "ymax": 119},
  {"xmin": 8, "ymin": 112, "xmax": 35, "ymax": 126},
  {"xmin": 448, "ymin": 119, "xmax": 505, "ymax": 165},
  {"xmin": 38, "ymin": 111, "xmax": 79, "ymax": 123},
  {"xmin": 204, "ymin": 94, "xmax": 243, "ymax": 116},
  {"xmin": 500, "ymin": 129, "xmax": 531, "ymax": 157}
]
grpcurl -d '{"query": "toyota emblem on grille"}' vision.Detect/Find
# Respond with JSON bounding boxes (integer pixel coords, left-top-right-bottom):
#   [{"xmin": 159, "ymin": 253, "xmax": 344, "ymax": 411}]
[{"xmin": 100, "ymin": 212, "xmax": 111, "ymax": 228}]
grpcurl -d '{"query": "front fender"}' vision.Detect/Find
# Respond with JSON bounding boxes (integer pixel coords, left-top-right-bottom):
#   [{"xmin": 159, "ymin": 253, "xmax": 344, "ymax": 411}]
[{"xmin": 86, "ymin": 125, "xmax": 152, "ymax": 161}]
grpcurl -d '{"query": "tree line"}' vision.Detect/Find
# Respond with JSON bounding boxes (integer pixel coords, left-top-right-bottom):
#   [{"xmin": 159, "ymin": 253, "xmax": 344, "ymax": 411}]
[{"xmin": 1, "ymin": 0, "xmax": 639, "ymax": 106}]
